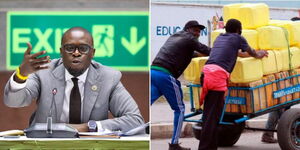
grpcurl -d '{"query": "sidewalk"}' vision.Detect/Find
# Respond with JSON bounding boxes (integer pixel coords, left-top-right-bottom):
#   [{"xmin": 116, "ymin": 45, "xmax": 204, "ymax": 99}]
[{"xmin": 151, "ymin": 100, "xmax": 300, "ymax": 139}]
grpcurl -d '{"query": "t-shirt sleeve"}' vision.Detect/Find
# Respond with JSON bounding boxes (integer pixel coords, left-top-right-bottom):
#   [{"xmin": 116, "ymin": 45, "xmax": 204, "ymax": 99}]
[{"xmin": 239, "ymin": 36, "xmax": 250, "ymax": 52}]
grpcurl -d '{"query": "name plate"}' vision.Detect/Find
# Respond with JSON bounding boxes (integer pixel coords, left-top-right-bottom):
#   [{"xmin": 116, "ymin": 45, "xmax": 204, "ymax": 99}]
[
  {"xmin": 226, "ymin": 96, "xmax": 246, "ymax": 105},
  {"xmin": 273, "ymin": 84, "xmax": 300, "ymax": 99}
]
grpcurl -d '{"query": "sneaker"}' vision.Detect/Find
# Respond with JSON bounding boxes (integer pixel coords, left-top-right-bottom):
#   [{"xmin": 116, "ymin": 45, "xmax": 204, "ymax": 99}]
[
  {"xmin": 261, "ymin": 133, "xmax": 278, "ymax": 143},
  {"xmin": 168, "ymin": 143, "xmax": 191, "ymax": 150}
]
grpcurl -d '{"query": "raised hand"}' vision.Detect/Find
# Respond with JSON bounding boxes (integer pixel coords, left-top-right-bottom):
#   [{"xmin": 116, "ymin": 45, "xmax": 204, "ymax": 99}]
[{"xmin": 14, "ymin": 42, "xmax": 51, "ymax": 82}]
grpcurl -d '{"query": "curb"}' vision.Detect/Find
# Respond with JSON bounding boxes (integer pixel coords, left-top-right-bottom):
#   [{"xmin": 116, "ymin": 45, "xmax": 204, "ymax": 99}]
[
  {"xmin": 151, "ymin": 122, "xmax": 194, "ymax": 139},
  {"xmin": 246, "ymin": 118, "xmax": 267, "ymax": 129},
  {"xmin": 151, "ymin": 119, "xmax": 267, "ymax": 139}
]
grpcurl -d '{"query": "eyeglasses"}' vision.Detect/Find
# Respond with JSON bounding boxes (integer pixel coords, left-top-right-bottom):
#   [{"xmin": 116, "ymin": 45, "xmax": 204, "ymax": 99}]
[{"xmin": 62, "ymin": 44, "xmax": 92, "ymax": 54}]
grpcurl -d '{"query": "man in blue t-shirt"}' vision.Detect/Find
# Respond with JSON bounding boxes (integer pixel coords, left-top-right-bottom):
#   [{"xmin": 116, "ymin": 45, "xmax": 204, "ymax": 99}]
[{"xmin": 198, "ymin": 19, "xmax": 268, "ymax": 150}]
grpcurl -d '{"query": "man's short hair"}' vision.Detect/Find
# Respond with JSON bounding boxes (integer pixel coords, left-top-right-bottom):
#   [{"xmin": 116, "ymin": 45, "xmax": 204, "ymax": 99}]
[
  {"xmin": 225, "ymin": 19, "xmax": 242, "ymax": 33},
  {"xmin": 61, "ymin": 27, "xmax": 94, "ymax": 46}
]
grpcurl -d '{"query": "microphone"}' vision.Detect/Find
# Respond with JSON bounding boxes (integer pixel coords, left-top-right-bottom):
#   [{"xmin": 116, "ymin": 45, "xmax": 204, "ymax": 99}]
[{"xmin": 24, "ymin": 88, "xmax": 78, "ymax": 138}]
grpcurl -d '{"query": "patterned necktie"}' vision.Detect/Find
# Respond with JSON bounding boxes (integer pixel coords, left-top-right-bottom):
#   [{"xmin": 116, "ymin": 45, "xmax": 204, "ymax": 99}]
[{"xmin": 69, "ymin": 77, "xmax": 81, "ymax": 124}]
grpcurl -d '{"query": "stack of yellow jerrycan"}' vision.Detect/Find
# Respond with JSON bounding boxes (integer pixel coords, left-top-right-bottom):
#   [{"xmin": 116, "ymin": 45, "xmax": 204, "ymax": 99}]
[{"xmin": 184, "ymin": 3, "xmax": 300, "ymax": 113}]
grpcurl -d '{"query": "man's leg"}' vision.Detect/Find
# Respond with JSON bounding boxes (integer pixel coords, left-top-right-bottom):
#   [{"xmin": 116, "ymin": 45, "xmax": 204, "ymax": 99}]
[
  {"xmin": 198, "ymin": 90, "xmax": 225, "ymax": 150},
  {"xmin": 151, "ymin": 69, "xmax": 162, "ymax": 105},
  {"xmin": 151, "ymin": 70, "xmax": 190, "ymax": 150},
  {"xmin": 160, "ymin": 76, "xmax": 185, "ymax": 144},
  {"xmin": 261, "ymin": 109, "xmax": 283, "ymax": 143},
  {"xmin": 159, "ymin": 76, "xmax": 190, "ymax": 150},
  {"xmin": 151, "ymin": 69, "xmax": 183, "ymax": 143},
  {"xmin": 151, "ymin": 79, "xmax": 162, "ymax": 105}
]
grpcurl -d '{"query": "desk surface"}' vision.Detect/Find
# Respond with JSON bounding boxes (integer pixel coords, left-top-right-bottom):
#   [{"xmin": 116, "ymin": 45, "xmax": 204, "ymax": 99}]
[{"xmin": 0, "ymin": 134, "xmax": 150, "ymax": 149}]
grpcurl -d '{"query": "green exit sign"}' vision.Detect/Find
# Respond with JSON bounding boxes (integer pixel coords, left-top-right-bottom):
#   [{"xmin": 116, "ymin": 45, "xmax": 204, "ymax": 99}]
[{"xmin": 7, "ymin": 11, "xmax": 149, "ymax": 71}]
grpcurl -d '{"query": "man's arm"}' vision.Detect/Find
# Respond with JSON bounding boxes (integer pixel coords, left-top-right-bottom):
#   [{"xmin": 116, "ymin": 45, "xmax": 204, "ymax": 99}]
[
  {"xmin": 245, "ymin": 47, "xmax": 268, "ymax": 59},
  {"xmin": 238, "ymin": 49, "xmax": 251, "ymax": 57},
  {"xmin": 100, "ymin": 82, "xmax": 144, "ymax": 132},
  {"xmin": 195, "ymin": 42, "xmax": 211, "ymax": 56},
  {"xmin": 4, "ymin": 71, "xmax": 41, "ymax": 107},
  {"xmin": 4, "ymin": 43, "xmax": 49, "ymax": 107},
  {"xmin": 239, "ymin": 36, "xmax": 268, "ymax": 59},
  {"xmin": 14, "ymin": 43, "xmax": 50, "ymax": 83},
  {"xmin": 193, "ymin": 51, "xmax": 208, "ymax": 57},
  {"xmin": 69, "ymin": 82, "xmax": 144, "ymax": 133}
]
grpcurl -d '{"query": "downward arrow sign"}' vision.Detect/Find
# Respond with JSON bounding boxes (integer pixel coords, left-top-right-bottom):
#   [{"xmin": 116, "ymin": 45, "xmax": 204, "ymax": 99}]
[{"xmin": 121, "ymin": 26, "xmax": 146, "ymax": 55}]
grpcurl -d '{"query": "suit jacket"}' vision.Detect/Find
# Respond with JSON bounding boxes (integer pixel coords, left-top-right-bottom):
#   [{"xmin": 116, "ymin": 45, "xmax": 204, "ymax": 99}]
[{"xmin": 4, "ymin": 58, "xmax": 144, "ymax": 132}]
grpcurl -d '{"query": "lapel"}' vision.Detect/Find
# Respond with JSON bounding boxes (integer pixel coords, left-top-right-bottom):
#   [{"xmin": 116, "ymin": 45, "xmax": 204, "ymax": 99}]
[
  {"xmin": 82, "ymin": 63, "xmax": 103, "ymax": 122},
  {"xmin": 51, "ymin": 59, "xmax": 66, "ymax": 122}
]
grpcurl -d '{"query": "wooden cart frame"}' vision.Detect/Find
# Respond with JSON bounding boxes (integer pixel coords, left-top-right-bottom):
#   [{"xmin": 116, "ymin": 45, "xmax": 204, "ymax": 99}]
[{"xmin": 184, "ymin": 73, "xmax": 300, "ymax": 149}]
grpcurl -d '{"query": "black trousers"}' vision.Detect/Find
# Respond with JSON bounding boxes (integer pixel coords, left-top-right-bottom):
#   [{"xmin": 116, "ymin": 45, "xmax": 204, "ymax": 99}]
[{"xmin": 198, "ymin": 90, "xmax": 225, "ymax": 150}]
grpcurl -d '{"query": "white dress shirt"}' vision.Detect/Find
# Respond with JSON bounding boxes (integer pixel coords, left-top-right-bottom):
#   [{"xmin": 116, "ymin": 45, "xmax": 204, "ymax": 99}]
[
  {"xmin": 61, "ymin": 68, "xmax": 88, "ymax": 123},
  {"xmin": 9, "ymin": 69, "xmax": 105, "ymax": 132}
]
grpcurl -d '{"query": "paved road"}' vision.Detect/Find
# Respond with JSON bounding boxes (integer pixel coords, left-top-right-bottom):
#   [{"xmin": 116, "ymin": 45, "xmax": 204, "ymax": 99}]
[
  {"xmin": 151, "ymin": 131, "xmax": 281, "ymax": 150},
  {"xmin": 151, "ymin": 99, "xmax": 300, "ymax": 126},
  {"xmin": 151, "ymin": 101, "xmax": 268, "ymax": 126}
]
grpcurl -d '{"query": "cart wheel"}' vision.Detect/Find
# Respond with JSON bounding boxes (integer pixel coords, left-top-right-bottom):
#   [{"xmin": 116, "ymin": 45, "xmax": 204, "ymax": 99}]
[
  {"xmin": 277, "ymin": 108, "xmax": 300, "ymax": 150},
  {"xmin": 217, "ymin": 122, "xmax": 245, "ymax": 146},
  {"xmin": 192, "ymin": 115, "xmax": 245, "ymax": 147}
]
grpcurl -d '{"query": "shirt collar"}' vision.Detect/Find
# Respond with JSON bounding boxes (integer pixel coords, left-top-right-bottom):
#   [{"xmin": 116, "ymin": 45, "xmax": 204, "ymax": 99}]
[{"xmin": 65, "ymin": 68, "xmax": 89, "ymax": 83}]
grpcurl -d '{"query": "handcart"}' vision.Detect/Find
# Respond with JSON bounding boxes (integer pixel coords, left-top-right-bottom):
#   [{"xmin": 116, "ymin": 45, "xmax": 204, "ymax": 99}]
[{"xmin": 184, "ymin": 73, "xmax": 300, "ymax": 150}]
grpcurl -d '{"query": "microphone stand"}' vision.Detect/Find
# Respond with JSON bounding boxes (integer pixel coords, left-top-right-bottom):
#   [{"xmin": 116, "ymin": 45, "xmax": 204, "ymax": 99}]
[
  {"xmin": 25, "ymin": 88, "xmax": 78, "ymax": 138},
  {"xmin": 46, "ymin": 88, "xmax": 57, "ymax": 134}
]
